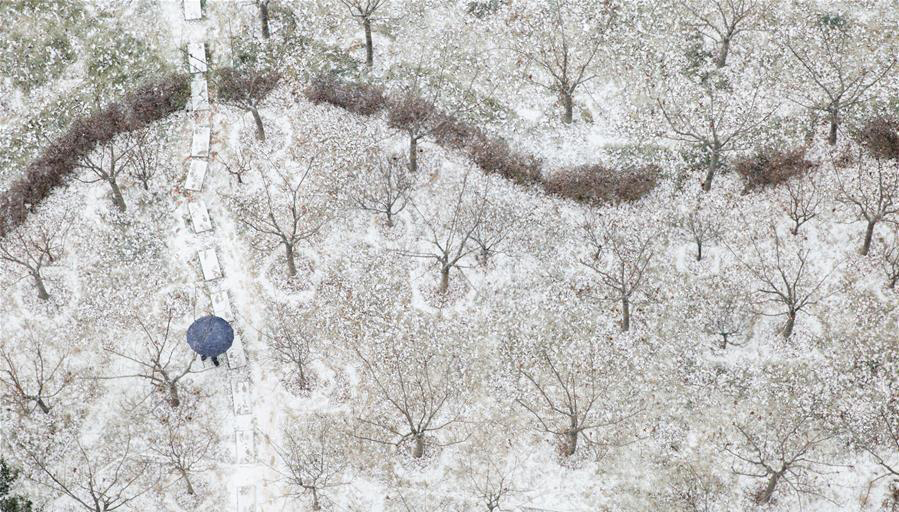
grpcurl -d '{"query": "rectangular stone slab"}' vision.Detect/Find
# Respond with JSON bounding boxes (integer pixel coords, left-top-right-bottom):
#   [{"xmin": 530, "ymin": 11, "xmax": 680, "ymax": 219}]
[
  {"xmin": 236, "ymin": 485, "xmax": 256, "ymax": 512},
  {"xmin": 184, "ymin": 159, "xmax": 207, "ymax": 191},
  {"xmin": 190, "ymin": 78, "xmax": 209, "ymax": 111},
  {"xmin": 227, "ymin": 337, "xmax": 247, "ymax": 369},
  {"xmin": 183, "ymin": 0, "xmax": 202, "ymax": 20},
  {"xmin": 191, "ymin": 126, "xmax": 210, "ymax": 158},
  {"xmin": 187, "ymin": 41, "xmax": 207, "ymax": 73},
  {"xmin": 235, "ymin": 429, "xmax": 255, "ymax": 464},
  {"xmin": 231, "ymin": 377, "xmax": 253, "ymax": 415},
  {"xmin": 198, "ymin": 248, "xmax": 223, "ymax": 281},
  {"xmin": 211, "ymin": 290, "xmax": 234, "ymax": 320},
  {"xmin": 188, "ymin": 200, "xmax": 212, "ymax": 233}
]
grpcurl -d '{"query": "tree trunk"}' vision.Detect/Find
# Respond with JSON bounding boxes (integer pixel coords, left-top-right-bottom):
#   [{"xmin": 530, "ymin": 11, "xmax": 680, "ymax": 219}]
[
  {"xmin": 109, "ymin": 178, "xmax": 127, "ymax": 212},
  {"xmin": 758, "ymin": 470, "xmax": 783, "ymax": 504},
  {"xmin": 890, "ymin": 273, "xmax": 898, "ymax": 289},
  {"xmin": 35, "ymin": 397, "xmax": 50, "ymax": 414},
  {"xmin": 715, "ymin": 38, "xmax": 730, "ymax": 68},
  {"xmin": 439, "ymin": 267, "xmax": 449, "ymax": 294},
  {"xmin": 409, "ymin": 135, "xmax": 418, "ymax": 173},
  {"xmin": 385, "ymin": 210, "xmax": 394, "ymax": 228},
  {"xmin": 559, "ymin": 426, "xmax": 578, "ymax": 457},
  {"xmin": 168, "ymin": 382, "xmax": 181, "ymax": 408},
  {"xmin": 363, "ymin": 18, "xmax": 374, "ymax": 67},
  {"xmin": 702, "ymin": 148, "xmax": 719, "ymax": 192},
  {"xmin": 33, "ymin": 272, "xmax": 50, "ymax": 301},
  {"xmin": 259, "ymin": 1, "xmax": 270, "ymax": 39},
  {"xmin": 861, "ymin": 220, "xmax": 876, "ymax": 256},
  {"xmin": 250, "ymin": 107, "xmax": 266, "ymax": 142},
  {"xmin": 781, "ymin": 311, "xmax": 796, "ymax": 339},
  {"xmin": 696, "ymin": 240, "xmax": 703, "ymax": 261},
  {"xmin": 285, "ymin": 243, "xmax": 297, "ymax": 277},
  {"xmin": 311, "ymin": 488, "xmax": 321, "ymax": 510},
  {"xmin": 621, "ymin": 295, "xmax": 630, "ymax": 332},
  {"xmin": 412, "ymin": 434, "xmax": 425, "ymax": 458},
  {"xmin": 828, "ymin": 111, "xmax": 838, "ymax": 146},
  {"xmin": 720, "ymin": 333, "xmax": 728, "ymax": 350},
  {"xmin": 180, "ymin": 468, "xmax": 195, "ymax": 495},
  {"xmin": 561, "ymin": 92, "xmax": 573, "ymax": 124}
]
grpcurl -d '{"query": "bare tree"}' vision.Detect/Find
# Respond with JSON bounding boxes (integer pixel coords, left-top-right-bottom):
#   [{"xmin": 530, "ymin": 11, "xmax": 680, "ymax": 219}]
[
  {"xmin": 580, "ymin": 215, "xmax": 655, "ymax": 332},
  {"xmin": 666, "ymin": 462, "xmax": 729, "ymax": 512},
  {"xmin": 730, "ymin": 226, "xmax": 834, "ymax": 338},
  {"xmin": 339, "ymin": 0, "xmax": 387, "ymax": 67},
  {"xmin": 724, "ymin": 409, "xmax": 836, "ymax": 504},
  {"xmin": 506, "ymin": 0, "xmax": 615, "ymax": 123},
  {"xmin": 102, "ymin": 309, "xmax": 200, "ymax": 407},
  {"xmin": 679, "ymin": 203, "xmax": 722, "ymax": 261},
  {"xmin": 273, "ymin": 414, "xmax": 347, "ymax": 510},
  {"xmin": 0, "ymin": 209, "xmax": 72, "ymax": 300},
  {"xmin": 468, "ymin": 184, "xmax": 521, "ymax": 266},
  {"xmin": 236, "ymin": 160, "xmax": 326, "ymax": 277},
  {"xmin": 264, "ymin": 302, "xmax": 316, "ymax": 391},
  {"xmin": 126, "ymin": 125, "xmax": 166, "ymax": 191},
  {"xmin": 677, "ymin": 0, "xmax": 759, "ymax": 68},
  {"xmin": 699, "ymin": 276, "xmax": 752, "ymax": 349},
  {"xmin": 878, "ymin": 228, "xmax": 899, "ymax": 289},
  {"xmin": 502, "ymin": 307, "xmax": 644, "ymax": 457},
  {"xmin": 835, "ymin": 153, "xmax": 899, "ymax": 256},
  {"xmin": 656, "ymin": 73, "xmax": 774, "ymax": 191},
  {"xmin": 400, "ymin": 174, "xmax": 482, "ymax": 294},
  {"xmin": 778, "ymin": 172, "xmax": 822, "ymax": 236},
  {"xmin": 147, "ymin": 409, "xmax": 217, "ymax": 496},
  {"xmin": 18, "ymin": 429, "xmax": 160, "ymax": 512},
  {"xmin": 783, "ymin": 10, "xmax": 897, "ymax": 145},
  {"xmin": 220, "ymin": 146, "xmax": 252, "ymax": 185},
  {"xmin": 458, "ymin": 429, "xmax": 519, "ymax": 511},
  {"xmin": 348, "ymin": 308, "xmax": 470, "ymax": 458},
  {"xmin": 353, "ymin": 152, "xmax": 412, "ymax": 227},
  {"xmin": 213, "ymin": 67, "xmax": 280, "ymax": 142},
  {"xmin": 75, "ymin": 136, "xmax": 138, "ymax": 212},
  {"xmin": 0, "ymin": 331, "xmax": 73, "ymax": 415}
]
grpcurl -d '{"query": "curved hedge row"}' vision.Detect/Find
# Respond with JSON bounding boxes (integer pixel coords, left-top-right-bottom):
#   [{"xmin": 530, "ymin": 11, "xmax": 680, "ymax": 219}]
[
  {"xmin": 305, "ymin": 75, "xmax": 655, "ymax": 205},
  {"xmin": 0, "ymin": 72, "xmax": 190, "ymax": 236}
]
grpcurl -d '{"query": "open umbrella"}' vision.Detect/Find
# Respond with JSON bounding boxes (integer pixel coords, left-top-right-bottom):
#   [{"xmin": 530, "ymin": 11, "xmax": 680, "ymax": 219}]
[{"xmin": 186, "ymin": 315, "xmax": 234, "ymax": 366}]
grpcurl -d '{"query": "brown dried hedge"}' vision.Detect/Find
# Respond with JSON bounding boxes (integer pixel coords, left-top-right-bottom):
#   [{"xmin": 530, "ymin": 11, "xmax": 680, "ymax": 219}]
[
  {"xmin": 545, "ymin": 164, "xmax": 660, "ymax": 205},
  {"xmin": 0, "ymin": 72, "xmax": 190, "ymax": 236},
  {"xmin": 857, "ymin": 116, "xmax": 899, "ymax": 161},
  {"xmin": 734, "ymin": 148, "xmax": 815, "ymax": 191},
  {"xmin": 304, "ymin": 75, "xmax": 660, "ymax": 203}
]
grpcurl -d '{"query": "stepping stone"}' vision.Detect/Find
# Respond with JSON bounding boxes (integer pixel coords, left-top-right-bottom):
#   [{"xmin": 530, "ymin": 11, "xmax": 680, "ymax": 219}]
[
  {"xmin": 236, "ymin": 485, "xmax": 256, "ymax": 512},
  {"xmin": 184, "ymin": 0, "xmax": 202, "ymax": 20},
  {"xmin": 235, "ymin": 429, "xmax": 256, "ymax": 464},
  {"xmin": 188, "ymin": 200, "xmax": 212, "ymax": 233},
  {"xmin": 184, "ymin": 159, "xmax": 207, "ymax": 191},
  {"xmin": 198, "ymin": 248, "xmax": 223, "ymax": 281},
  {"xmin": 211, "ymin": 290, "xmax": 234, "ymax": 320},
  {"xmin": 187, "ymin": 41, "xmax": 207, "ymax": 74},
  {"xmin": 191, "ymin": 126, "xmax": 211, "ymax": 158},
  {"xmin": 190, "ymin": 78, "xmax": 209, "ymax": 111},
  {"xmin": 231, "ymin": 377, "xmax": 253, "ymax": 415},
  {"xmin": 227, "ymin": 337, "xmax": 248, "ymax": 369}
]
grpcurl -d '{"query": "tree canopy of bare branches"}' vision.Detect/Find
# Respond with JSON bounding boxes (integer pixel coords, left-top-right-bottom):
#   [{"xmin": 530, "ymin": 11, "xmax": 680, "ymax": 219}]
[
  {"xmin": 782, "ymin": 7, "xmax": 897, "ymax": 145},
  {"xmin": 0, "ymin": 208, "xmax": 73, "ymax": 300},
  {"xmin": 214, "ymin": 67, "xmax": 280, "ymax": 142},
  {"xmin": 506, "ymin": 0, "xmax": 616, "ymax": 123},
  {"xmin": 274, "ymin": 414, "xmax": 347, "ymax": 510},
  {"xmin": 580, "ymin": 214, "xmax": 656, "ymax": 332},
  {"xmin": 102, "ymin": 308, "xmax": 200, "ymax": 407},
  {"xmin": 835, "ymin": 152, "xmax": 899, "ymax": 256}
]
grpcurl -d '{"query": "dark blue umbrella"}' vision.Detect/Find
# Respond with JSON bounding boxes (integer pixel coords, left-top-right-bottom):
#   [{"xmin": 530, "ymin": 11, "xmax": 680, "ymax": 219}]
[{"xmin": 186, "ymin": 315, "xmax": 234, "ymax": 359}]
